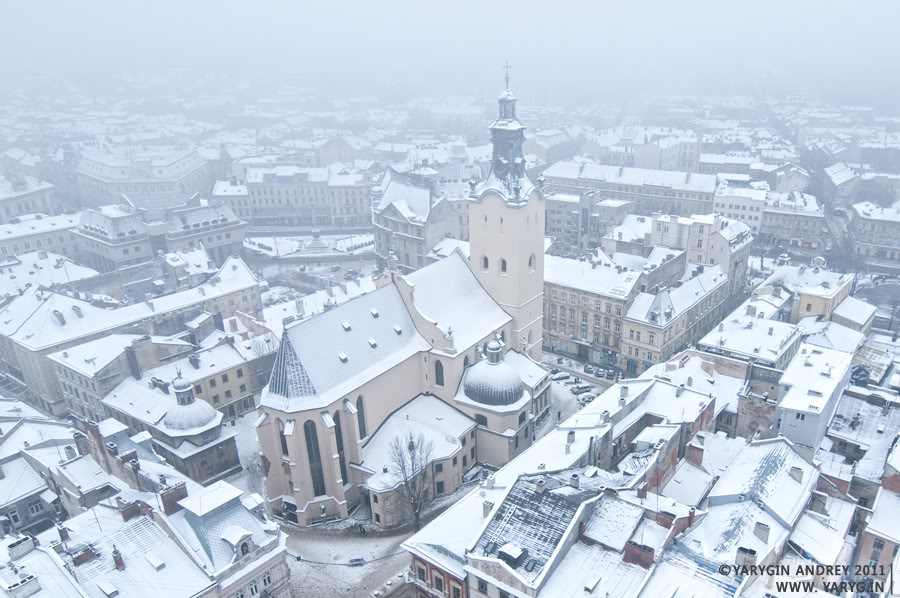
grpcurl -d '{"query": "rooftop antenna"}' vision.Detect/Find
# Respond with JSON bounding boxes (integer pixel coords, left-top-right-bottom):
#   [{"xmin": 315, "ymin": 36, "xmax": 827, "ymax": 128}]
[{"xmin": 503, "ymin": 60, "xmax": 512, "ymax": 91}]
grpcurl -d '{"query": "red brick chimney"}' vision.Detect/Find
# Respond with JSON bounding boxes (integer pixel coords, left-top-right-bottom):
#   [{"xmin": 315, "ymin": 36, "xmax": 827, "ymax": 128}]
[
  {"xmin": 160, "ymin": 482, "xmax": 188, "ymax": 515},
  {"xmin": 112, "ymin": 546, "xmax": 125, "ymax": 570}
]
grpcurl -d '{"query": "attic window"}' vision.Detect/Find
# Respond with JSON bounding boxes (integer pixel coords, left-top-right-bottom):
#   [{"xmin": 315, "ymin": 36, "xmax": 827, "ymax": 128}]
[
  {"xmin": 338, "ymin": 353, "xmax": 348, "ymax": 363},
  {"xmin": 341, "ymin": 321, "xmax": 351, "ymax": 331},
  {"xmin": 370, "ymin": 308, "xmax": 379, "ymax": 318},
  {"xmin": 368, "ymin": 338, "xmax": 377, "ymax": 348},
  {"xmin": 393, "ymin": 325, "xmax": 402, "ymax": 335}
]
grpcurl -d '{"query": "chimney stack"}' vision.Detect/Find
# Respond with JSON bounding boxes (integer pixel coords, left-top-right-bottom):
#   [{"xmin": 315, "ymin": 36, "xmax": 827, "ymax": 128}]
[
  {"xmin": 535, "ymin": 479, "xmax": 546, "ymax": 495},
  {"xmin": 56, "ymin": 523, "xmax": 69, "ymax": 543},
  {"xmin": 567, "ymin": 430, "xmax": 575, "ymax": 444},
  {"xmin": 789, "ymin": 466, "xmax": 804, "ymax": 483},
  {"xmin": 482, "ymin": 500, "xmax": 494, "ymax": 518},
  {"xmin": 569, "ymin": 474, "xmax": 579, "ymax": 489},
  {"xmin": 754, "ymin": 522, "xmax": 770, "ymax": 545},
  {"xmin": 112, "ymin": 545, "xmax": 125, "ymax": 570}
]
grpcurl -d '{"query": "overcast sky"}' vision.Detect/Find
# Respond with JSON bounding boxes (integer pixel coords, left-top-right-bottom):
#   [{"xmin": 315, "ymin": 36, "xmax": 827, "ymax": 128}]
[{"xmin": 4, "ymin": 1, "xmax": 900, "ymax": 105}]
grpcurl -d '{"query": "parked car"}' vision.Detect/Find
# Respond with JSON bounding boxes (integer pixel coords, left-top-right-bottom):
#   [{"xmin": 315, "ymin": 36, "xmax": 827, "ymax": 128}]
[
  {"xmin": 605, "ymin": 370, "xmax": 615, "ymax": 379},
  {"xmin": 550, "ymin": 368, "xmax": 560, "ymax": 375},
  {"xmin": 330, "ymin": 265, "xmax": 342, "ymax": 272},
  {"xmin": 571, "ymin": 385, "xmax": 592, "ymax": 395},
  {"xmin": 578, "ymin": 394, "xmax": 595, "ymax": 405},
  {"xmin": 556, "ymin": 357, "xmax": 564, "ymax": 364},
  {"xmin": 583, "ymin": 365, "xmax": 594, "ymax": 375},
  {"xmin": 594, "ymin": 368, "xmax": 606, "ymax": 377},
  {"xmin": 551, "ymin": 372, "xmax": 570, "ymax": 381}
]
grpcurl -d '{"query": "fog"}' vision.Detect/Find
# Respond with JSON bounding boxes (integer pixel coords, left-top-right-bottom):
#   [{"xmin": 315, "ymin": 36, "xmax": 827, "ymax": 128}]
[{"xmin": 4, "ymin": 0, "xmax": 900, "ymax": 104}]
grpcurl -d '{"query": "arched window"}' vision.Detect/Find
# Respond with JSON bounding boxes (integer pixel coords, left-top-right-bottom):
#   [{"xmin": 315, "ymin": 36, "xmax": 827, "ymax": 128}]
[
  {"xmin": 278, "ymin": 419, "xmax": 289, "ymax": 456},
  {"xmin": 500, "ymin": 259, "xmax": 508, "ymax": 274},
  {"xmin": 475, "ymin": 414, "xmax": 488, "ymax": 427},
  {"xmin": 356, "ymin": 396, "xmax": 367, "ymax": 438},
  {"xmin": 482, "ymin": 256, "xmax": 489, "ymax": 271},
  {"xmin": 241, "ymin": 542, "xmax": 250, "ymax": 555},
  {"xmin": 304, "ymin": 420, "xmax": 326, "ymax": 497},
  {"xmin": 334, "ymin": 412, "xmax": 348, "ymax": 483},
  {"xmin": 435, "ymin": 360, "xmax": 444, "ymax": 387},
  {"xmin": 528, "ymin": 253, "xmax": 536, "ymax": 272}
]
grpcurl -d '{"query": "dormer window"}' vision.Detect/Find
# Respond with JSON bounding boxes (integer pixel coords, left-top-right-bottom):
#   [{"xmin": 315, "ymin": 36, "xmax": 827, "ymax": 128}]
[{"xmin": 241, "ymin": 542, "xmax": 249, "ymax": 555}]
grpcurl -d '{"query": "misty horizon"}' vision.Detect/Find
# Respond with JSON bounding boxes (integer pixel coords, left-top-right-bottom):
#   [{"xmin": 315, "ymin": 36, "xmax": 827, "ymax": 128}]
[{"xmin": 4, "ymin": 0, "xmax": 900, "ymax": 106}]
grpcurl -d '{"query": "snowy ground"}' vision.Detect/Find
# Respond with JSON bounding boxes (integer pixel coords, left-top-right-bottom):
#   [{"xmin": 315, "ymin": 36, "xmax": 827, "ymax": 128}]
[
  {"xmin": 223, "ymin": 408, "xmax": 266, "ymax": 496},
  {"xmin": 261, "ymin": 284, "xmax": 302, "ymax": 306}
]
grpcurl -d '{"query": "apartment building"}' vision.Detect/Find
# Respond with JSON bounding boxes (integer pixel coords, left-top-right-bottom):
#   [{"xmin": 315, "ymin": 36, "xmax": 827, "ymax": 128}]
[
  {"xmin": 542, "ymin": 160, "xmax": 717, "ymax": 217},
  {"xmin": 622, "ymin": 265, "xmax": 729, "ymax": 376},
  {"xmin": 0, "ymin": 175, "xmax": 58, "ymax": 223},
  {"xmin": 0, "ymin": 255, "xmax": 261, "ymax": 416},
  {"xmin": 48, "ymin": 334, "xmax": 193, "ymax": 421},
  {"xmin": 756, "ymin": 264, "xmax": 853, "ymax": 323},
  {"xmin": 0, "ymin": 212, "xmax": 81, "ymax": 258},
  {"xmin": 372, "ymin": 169, "xmax": 459, "ymax": 272},
  {"xmin": 848, "ymin": 201, "xmax": 900, "ymax": 265},
  {"xmin": 649, "ymin": 212, "xmax": 752, "ymax": 302},
  {"xmin": 544, "ymin": 191, "xmax": 631, "ymax": 253},
  {"xmin": 713, "ymin": 185, "xmax": 766, "ymax": 232},
  {"xmin": 543, "ymin": 253, "xmax": 643, "ymax": 367},
  {"xmin": 583, "ymin": 125, "xmax": 700, "ymax": 171},
  {"xmin": 231, "ymin": 164, "xmax": 374, "ymax": 227},
  {"xmin": 760, "ymin": 191, "xmax": 826, "ymax": 249},
  {"xmin": 76, "ymin": 146, "xmax": 214, "ymax": 210}
]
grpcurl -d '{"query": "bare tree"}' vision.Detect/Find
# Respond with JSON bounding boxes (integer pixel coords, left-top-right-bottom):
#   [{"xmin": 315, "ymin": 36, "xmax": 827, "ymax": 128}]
[{"xmin": 388, "ymin": 431, "xmax": 434, "ymax": 531}]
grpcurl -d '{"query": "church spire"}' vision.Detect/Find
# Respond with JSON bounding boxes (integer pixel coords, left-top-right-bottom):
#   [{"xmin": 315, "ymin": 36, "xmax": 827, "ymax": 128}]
[{"xmin": 476, "ymin": 62, "xmax": 530, "ymax": 202}]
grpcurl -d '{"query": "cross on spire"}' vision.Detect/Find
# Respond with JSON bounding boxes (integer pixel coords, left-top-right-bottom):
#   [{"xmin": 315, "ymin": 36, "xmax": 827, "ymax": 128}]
[{"xmin": 503, "ymin": 60, "xmax": 512, "ymax": 90}]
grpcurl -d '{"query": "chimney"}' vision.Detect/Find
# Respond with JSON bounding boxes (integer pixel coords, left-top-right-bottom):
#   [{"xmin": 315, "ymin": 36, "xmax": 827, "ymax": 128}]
[
  {"xmin": 535, "ymin": 479, "xmax": 546, "ymax": 495},
  {"xmin": 569, "ymin": 474, "xmax": 580, "ymax": 489},
  {"xmin": 767, "ymin": 326, "xmax": 774, "ymax": 336},
  {"xmin": 789, "ymin": 466, "xmax": 803, "ymax": 483},
  {"xmin": 112, "ymin": 545, "xmax": 125, "ymax": 570},
  {"xmin": 754, "ymin": 522, "xmax": 770, "ymax": 544},
  {"xmin": 125, "ymin": 345, "xmax": 141, "ymax": 380},
  {"xmin": 56, "ymin": 523, "xmax": 69, "ymax": 543},
  {"xmin": 482, "ymin": 500, "xmax": 494, "ymax": 518},
  {"xmin": 618, "ymin": 397, "xmax": 626, "ymax": 408},
  {"xmin": 64, "ymin": 445, "xmax": 76, "ymax": 460},
  {"xmin": 567, "ymin": 430, "xmax": 575, "ymax": 444},
  {"xmin": 689, "ymin": 507, "xmax": 695, "ymax": 527},
  {"xmin": 687, "ymin": 376, "xmax": 693, "ymax": 387},
  {"xmin": 73, "ymin": 431, "xmax": 90, "ymax": 457},
  {"xmin": 485, "ymin": 475, "xmax": 495, "ymax": 490},
  {"xmin": 565, "ymin": 443, "xmax": 571, "ymax": 454},
  {"xmin": 637, "ymin": 482, "xmax": 648, "ymax": 499},
  {"xmin": 685, "ymin": 442, "xmax": 704, "ymax": 467},
  {"xmin": 676, "ymin": 384, "xmax": 685, "ymax": 397},
  {"xmin": 620, "ymin": 385, "xmax": 628, "ymax": 399},
  {"xmin": 736, "ymin": 546, "xmax": 758, "ymax": 567},
  {"xmin": 160, "ymin": 482, "xmax": 188, "ymax": 515}
]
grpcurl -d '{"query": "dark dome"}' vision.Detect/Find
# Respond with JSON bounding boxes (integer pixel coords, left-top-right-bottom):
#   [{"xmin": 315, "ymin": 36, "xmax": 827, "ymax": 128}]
[{"xmin": 463, "ymin": 341, "xmax": 525, "ymax": 407}]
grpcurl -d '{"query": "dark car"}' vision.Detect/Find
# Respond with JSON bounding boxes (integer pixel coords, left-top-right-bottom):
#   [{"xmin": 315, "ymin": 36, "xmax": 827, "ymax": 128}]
[
  {"xmin": 606, "ymin": 370, "xmax": 615, "ymax": 379},
  {"xmin": 550, "ymin": 368, "xmax": 560, "ymax": 375},
  {"xmin": 331, "ymin": 265, "xmax": 342, "ymax": 272}
]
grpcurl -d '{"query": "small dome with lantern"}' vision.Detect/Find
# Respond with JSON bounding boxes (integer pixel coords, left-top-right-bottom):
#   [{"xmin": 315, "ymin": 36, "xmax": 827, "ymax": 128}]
[{"xmin": 462, "ymin": 340, "xmax": 526, "ymax": 407}]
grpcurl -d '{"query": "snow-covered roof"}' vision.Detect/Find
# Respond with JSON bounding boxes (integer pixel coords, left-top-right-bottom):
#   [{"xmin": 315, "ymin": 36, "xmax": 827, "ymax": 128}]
[
  {"xmin": 852, "ymin": 201, "xmax": 900, "ymax": 223},
  {"xmin": 404, "ymin": 251, "xmax": 510, "ymax": 351},
  {"xmin": 0, "ymin": 255, "xmax": 258, "ymax": 351},
  {"xmin": 0, "ymin": 251, "xmax": 98, "ymax": 297},
  {"xmin": 263, "ymin": 284, "xmax": 430, "ymax": 412},
  {"xmin": 374, "ymin": 169, "xmax": 442, "ymax": 223},
  {"xmin": 760, "ymin": 265, "xmax": 851, "ymax": 300},
  {"xmin": 697, "ymin": 314, "xmax": 801, "ymax": 365},
  {"xmin": 0, "ymin": 212, "xmax": 80, "ymax": 243},
  {"xmin": 543, "ymin": 160, "xmax": 717, "ymax": 194},
  {"xmin": 47, "ymin": 334, "xmax": 190, "ymax": 377},
  {"xmin": 832, "ymin": 295, "xmax": 876, "ymax": 327},
  {"xmin": 797, "ymin": 317, "xmax": 865, "ymax": 354},
  {"xmin": 661, "ymin": 432, "xmax": 746, "ymax": 507},
  {"xmin": 868, "ymin": 489, "xmax": 900, "ymax": 545},
  {"xmin": 683, "ymin": 438, "xmax": 816, "ymax": 563},
  {"xmin": 359, "ymin": 394, "xmax": 475, "ymax": 492},
  {"xmin": 544, "ymin": 254, "xmax": 641, "ymax": 299},
  {"xmin": 0, "ymin": 457, "xmax": 46, "ymax": 510},
  {"xmin": 626, "ymin": 265, "xmax": 727, "ymax": 327},
  {"xmin": 778, "ymin": 344, "xmax": 853, "ymax": 414},
  {"xmin": 36, "ymin": 506, "xmax": 214, "ymax": 598}
]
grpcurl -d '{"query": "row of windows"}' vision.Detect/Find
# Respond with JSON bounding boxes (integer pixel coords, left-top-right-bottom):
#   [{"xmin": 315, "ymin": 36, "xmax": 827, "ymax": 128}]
[{"xmin": 234, "ymin": 570, "xmax": 275, "ymax": 598}]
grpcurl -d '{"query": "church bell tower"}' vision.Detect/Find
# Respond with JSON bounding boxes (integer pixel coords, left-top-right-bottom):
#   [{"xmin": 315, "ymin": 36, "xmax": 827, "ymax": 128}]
[{"xmin": 469, "ymin": 64, "xmax": 544, "ymax": 358}]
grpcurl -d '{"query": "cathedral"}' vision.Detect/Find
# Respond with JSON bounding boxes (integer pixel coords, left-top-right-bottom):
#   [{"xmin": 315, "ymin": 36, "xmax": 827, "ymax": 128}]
[{"xmin": 256, "ymin": 80, "xmax": 549, "ymax": 527}]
